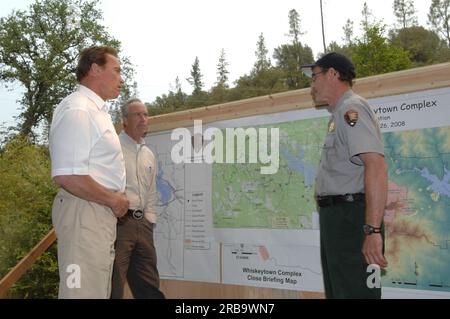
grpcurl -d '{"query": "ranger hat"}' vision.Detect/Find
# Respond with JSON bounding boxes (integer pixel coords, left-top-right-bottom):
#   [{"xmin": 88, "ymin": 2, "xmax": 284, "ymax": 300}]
[{"xmin": 300, "ymin": 52, "xmax": 356, "ymax": 80}]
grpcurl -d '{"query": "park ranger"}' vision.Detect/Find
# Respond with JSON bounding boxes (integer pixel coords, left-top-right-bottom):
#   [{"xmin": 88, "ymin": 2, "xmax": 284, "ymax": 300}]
[{"xmin": 301, "ymin": 52, "xmax": 388, "ymax": 299}]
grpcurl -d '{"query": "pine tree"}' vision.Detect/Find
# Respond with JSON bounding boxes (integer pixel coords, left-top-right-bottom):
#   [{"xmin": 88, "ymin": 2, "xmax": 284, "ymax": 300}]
[
  {"xmin": 254, "ymin": 33, "xmax": 271, "ymax": 73},
  {"xmin": 175, "ymin": 76, "xmax": 183, "ymax": 95},
  {"xmin": 216, "ymin": 49, "xmax": 229, "ymax": 88},
  {"xmin": 288, "ymin": 9, "xmax": 304, "ymax": 45},
  {"xmin": 274, "ymin": 9, "xmax": 313, "ymax": 89},
  {"xmin": 428, "ymin": 0, "xmax": 450, "ymax": 47},
  {"xmin": 342, "ymin": 19, "xmax": 355, "ymax": 46},
  {"xmin": 186, "ymin": 56, "xmax": 204, "ymax": 95},
  {"xmin": 393, "ymin": 0, "xmax": 418, "ymax": 28},
  {"xmin": 361, "ymin": 2, "xmax": 374, "ymax": 32}
]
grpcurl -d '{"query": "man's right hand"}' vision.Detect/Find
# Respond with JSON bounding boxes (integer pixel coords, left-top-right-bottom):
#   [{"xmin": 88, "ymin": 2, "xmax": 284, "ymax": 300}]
[
  {"xmin": 53, "ymin": 175, "xmax": 130, "ymax": 217},
  {"xmin": 110, "ymin": 192, "xmax": 129, "ymax": 218}
]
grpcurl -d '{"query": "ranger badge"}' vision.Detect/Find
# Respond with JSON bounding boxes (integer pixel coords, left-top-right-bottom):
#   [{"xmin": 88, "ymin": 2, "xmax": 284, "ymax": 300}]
[{"xmin": 344, "ymin": 110, "xmax": 359, "ymax": 127}]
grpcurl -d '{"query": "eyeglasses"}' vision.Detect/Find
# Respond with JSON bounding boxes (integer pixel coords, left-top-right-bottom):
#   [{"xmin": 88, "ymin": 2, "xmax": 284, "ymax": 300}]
[{"xmin": 311, "ymin": 69, "xmax": 328, "ymax": 81}]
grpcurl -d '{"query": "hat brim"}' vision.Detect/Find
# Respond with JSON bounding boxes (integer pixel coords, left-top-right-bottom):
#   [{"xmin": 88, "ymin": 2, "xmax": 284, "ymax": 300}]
[{"xmin": 300, "ymin": 63, "xmax": 316, "ymax": 78}]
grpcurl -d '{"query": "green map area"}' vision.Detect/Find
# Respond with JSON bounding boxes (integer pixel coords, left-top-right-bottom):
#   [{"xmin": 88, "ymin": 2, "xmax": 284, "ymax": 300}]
[
  {"xmin": 382, "ymin": 126, "xmax": 450, "ymax": 292},
  {"xmin": 212, "ymin": 117, "xmax": 328, "ymax": 229}
]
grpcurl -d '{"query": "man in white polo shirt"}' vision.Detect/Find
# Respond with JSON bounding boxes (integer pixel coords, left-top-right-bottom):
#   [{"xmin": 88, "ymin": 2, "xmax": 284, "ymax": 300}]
[{"xmin": 49, "ymin": 46, "xmax": 129, "ymax": 298}]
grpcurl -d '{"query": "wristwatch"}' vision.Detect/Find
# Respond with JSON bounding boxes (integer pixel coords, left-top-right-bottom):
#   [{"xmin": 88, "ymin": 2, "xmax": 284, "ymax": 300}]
[{"xmin": 363, "ymin": 224, "xmax": 382, "ymax": 235}]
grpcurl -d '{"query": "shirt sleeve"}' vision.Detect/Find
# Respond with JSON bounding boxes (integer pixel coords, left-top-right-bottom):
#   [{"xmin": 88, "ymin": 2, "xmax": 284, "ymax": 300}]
[
  {"xmin": 342, "ymin": 104, "xmax": 384, "ymax": 166},
  {"xmin": 50, "ymin": 108, "xmax": 95, "ymax": 177}
]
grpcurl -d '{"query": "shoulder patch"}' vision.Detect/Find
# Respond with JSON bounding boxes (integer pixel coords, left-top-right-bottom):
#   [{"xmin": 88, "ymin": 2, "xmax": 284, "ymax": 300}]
[{"xmin": 344, "ymin": 110, "xmax": 359, "ymax": 127}]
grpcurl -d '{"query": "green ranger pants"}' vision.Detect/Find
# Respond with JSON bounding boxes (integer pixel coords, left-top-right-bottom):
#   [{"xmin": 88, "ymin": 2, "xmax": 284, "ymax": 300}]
[{"xmin": 319, "ymin": 199, "xmax": 384, "ymax": 299}]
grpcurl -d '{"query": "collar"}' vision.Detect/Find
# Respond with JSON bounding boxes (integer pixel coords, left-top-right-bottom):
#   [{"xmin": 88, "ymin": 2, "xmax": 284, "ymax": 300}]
[
  {"xmin": 333, "ymin": 89, "xmax": 354, "ymax": 114},
  {"xmin": 77, "ymin": 85, "xmax": 107, "ymax": 112},
  {"xmin": 119, "ymin": 131, "xmax": 145, "ymax": 151}
]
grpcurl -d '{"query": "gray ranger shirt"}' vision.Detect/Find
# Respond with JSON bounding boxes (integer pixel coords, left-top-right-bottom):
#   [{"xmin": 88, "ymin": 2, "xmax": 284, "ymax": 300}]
[{"xmin": 315, "ymin": 90, "xmax": 384, "ymax": 196}]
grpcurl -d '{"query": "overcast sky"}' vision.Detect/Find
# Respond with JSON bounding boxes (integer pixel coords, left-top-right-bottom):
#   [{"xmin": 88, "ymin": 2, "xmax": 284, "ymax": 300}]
[{"xmin": 0, "ymin": 0, "xmax": 433, "ymax": 127}]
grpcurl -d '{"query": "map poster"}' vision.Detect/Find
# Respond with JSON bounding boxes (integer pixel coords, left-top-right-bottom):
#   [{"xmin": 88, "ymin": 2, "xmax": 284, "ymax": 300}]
[{"xmin": 147, "ymin": 87, "xmax": 450, "ymax": 298}]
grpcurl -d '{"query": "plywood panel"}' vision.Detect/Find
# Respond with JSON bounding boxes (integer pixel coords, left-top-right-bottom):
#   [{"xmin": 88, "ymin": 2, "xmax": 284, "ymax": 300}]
[{"xmin": 159, "ymin": 280, "xmax": 325, "ymax": 299}]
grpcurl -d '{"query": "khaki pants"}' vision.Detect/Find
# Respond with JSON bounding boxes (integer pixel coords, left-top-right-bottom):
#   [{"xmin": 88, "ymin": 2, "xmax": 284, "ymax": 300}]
[{"xmin": 52, "ymin": 189, "xmax": 117, "ymax": 299}]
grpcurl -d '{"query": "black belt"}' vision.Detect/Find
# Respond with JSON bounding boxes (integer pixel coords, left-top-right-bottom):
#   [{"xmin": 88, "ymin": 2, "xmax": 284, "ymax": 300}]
[
  {"xmin": 126, "ymin": 209, "xmax": 144, "ymax": 220},
  {"xmin": 316, "ymin": 193, "xmax": 365, "ymax": 208}
]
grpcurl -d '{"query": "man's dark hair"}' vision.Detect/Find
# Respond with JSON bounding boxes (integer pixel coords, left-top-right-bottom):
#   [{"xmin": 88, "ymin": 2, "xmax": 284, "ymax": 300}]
[{"xmin": 76, "ymin": 46, "xmax": 118, "ymax": 82}]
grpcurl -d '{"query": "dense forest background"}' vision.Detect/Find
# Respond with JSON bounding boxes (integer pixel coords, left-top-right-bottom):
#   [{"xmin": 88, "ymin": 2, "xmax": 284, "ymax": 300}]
[{"xmin": 0, "ymin": 0, "xmax": 449, "ymax": 298}]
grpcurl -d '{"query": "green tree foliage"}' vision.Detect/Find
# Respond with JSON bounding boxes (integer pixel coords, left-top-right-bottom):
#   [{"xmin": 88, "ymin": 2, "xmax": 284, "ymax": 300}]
[
  {"xmin": 230, "ymin": 33, "xmax": 286, "ymax": 101},
  {"xmin": 428, "ymin": 0, "xmax": 450, "ymax": 47},
  {"xmin": 186, "ymin": 90, "xmax": 209, "ymax": 109},
  {"xmin": 273, "ymin": 8, "xmax": 313, "ymax": 89},
  {"xmin": 273, "ymin": 43, "xmax": 314, "ymax": 89},
  {"xmin": 0, "ymin": 0, "xmax": 134, "ymax": 141},
  {"xmin": 232, "ymin": 32, "xmax": 287, "ymax": 100},
  {"xmin": 287, "ymin": 9, "xmax": 304, "ymax": 45},
  {"xmin": 353, "ymin": 24, "xmax": 412, "ymax": 77},
  {"xmin": 342, "ymin": 19, "xmax": 355, "ymax": 46},
  {"xmin": 0, "ymin": 136, "xmax": 58, "ymax": 298},
  {"xmin": 215, "ymin": 48, "xmax": 229, "ymax": 89},
  {"xmin": 390, "ymin": 26, "xmax": 450, "ymax": 65},
  {"xmin": 254, "ymin": 33, "xmax": 271, "ymax": 73},
  {"xmin": 323, "ymin": 19, "xmax": 353, "ymax": 59},
  {"xmin": 144, "ymin": 5, "xmax": 448, "ymax": 116},
  {"xmin": 326, "ymin": 41, "xmax": 355, "ymax": 60},
  {"xmin": 207, "ymin": 49, "xmax": 230, "ymax": 105},
  {"xmin": 208, "ymin": 86, "xmax": 228, "ymax": 106},
  {"xmin": 325, "ymin": 19, "xmax": 357, "ymax": 58},
  {"xmin": 393, "ymin": 0, "xmax": 418, "ymax": 28},
  {"xmin": 232, "ymin": 67, "xmax": 286, "ymax": 100},
  {"xmin": 147, "ymin": 77, "xmax": 188, "ymax": 116},
  {"xmin": 186, "ymin": 56, "xmax": 204, "ymax": 96},
  {"xmin": 361, "ymin": 2, "xmax": 374, "ymax": 32},
  {"xmin": 172, "ymin": 76, "xmax": 188, "ymax": 108}
]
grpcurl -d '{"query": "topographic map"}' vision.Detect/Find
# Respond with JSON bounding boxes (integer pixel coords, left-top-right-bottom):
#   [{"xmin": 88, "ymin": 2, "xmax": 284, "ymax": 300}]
[
  {"xmin": 147, "ymin": 141, "xmax": 185, "ymax": 279},
  {"xmin": 383, "ymin": 126, "xmax": 450, "ymax": 292},
  {"xmin": 147, "ymin": 87, "xmax": 450, "ymax": 296},
  {"xmin": 212, "ymin": 117, "xmax": 328, "ymax": 230}
]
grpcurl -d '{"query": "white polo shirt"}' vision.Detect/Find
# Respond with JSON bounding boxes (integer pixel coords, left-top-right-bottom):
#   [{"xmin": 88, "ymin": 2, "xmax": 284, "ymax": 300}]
[{"xmin": 49, "ymin": 85, "xmax": 126, "ymax": 192}]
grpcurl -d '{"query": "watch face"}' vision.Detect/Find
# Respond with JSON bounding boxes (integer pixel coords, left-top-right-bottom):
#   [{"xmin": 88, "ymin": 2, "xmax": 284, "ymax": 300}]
[
  {"xmin": 363, "ymin": 224, "xmax": 381, "ymax": 235},
  {"xmin": 363, "ymin": 224, "xmax": 373, "ymax": 235}
]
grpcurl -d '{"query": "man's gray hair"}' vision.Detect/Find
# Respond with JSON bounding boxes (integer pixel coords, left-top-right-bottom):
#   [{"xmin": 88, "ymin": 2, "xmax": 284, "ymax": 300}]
[{"xmin": 121, "ymin": 98, "xmax": 143, "ymax": 117}]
